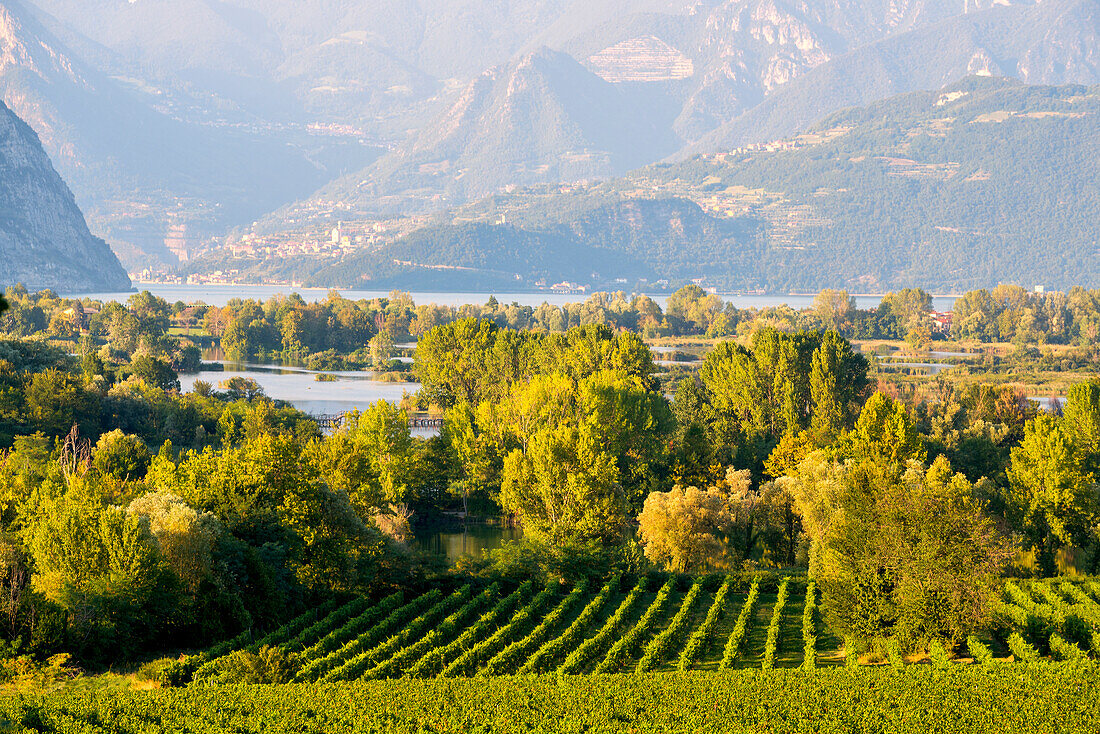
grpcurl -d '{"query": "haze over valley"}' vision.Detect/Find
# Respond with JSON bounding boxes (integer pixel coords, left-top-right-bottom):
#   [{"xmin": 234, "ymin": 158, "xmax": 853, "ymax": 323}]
[{"xmin": 0, "ymin": 0, "xmax": 1098, "ymax": 292}]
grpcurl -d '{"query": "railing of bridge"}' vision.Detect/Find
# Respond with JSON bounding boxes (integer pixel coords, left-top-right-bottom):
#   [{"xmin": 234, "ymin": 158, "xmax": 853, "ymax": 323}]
[{"xmin": 308, "ymin": 413, "xmax": 444, "ymax": 431}]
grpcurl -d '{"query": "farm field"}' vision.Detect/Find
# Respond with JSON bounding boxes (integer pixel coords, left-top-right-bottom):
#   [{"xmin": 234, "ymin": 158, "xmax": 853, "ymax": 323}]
[
  {"xmin": 178, "ymin": 574, "xmax": 1100, "ymax": 686},
  {"xmin": 4, "ymin": 666, "xmax": 1099, "ymax": 733}
]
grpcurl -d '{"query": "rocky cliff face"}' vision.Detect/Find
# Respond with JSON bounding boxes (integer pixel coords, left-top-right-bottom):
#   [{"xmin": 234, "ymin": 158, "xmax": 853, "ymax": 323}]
[{"xmin": 0, "ymin": 99, "xmax": 129, "ymax": 292}]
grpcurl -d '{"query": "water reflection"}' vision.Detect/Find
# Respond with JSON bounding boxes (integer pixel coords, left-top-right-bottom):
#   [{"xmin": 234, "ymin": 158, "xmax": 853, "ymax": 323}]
[{"xmin": 414, "ymin": 523, "xmax": 523, "ymax": 562}]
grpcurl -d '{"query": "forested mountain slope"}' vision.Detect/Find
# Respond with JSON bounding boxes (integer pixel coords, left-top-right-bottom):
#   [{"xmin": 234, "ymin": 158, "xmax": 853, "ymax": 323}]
[
  {"xmin": 685, "ymin": 0, "xmax": 1100, "ymax": 154},
  {"xmin": 278, "ymin": 0, "xmax": 1100, "ymax": 226},
  {"xmin": 291, "ymin": 79, "xmax": 1100, "ymax": 293},
  {"xmin": 17, "ymin": 0, "xmax": 1100, "ymax": 269},
  {"xmin": 292, "ymin": 47, "xmax": 683, "ymax": 219}
]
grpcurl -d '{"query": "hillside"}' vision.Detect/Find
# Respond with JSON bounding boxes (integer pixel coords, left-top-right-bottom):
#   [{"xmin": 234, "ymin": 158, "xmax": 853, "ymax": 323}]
[
  {"xmin": 289, "ymin": 47, "xmax": 682, "ymax": 221},
  {"xmin": 0, "ymin": 99, "xmax": 129, "ymax": 292},
  {"xmin": 272, "ymin": 0, "xmax": 1100, "ymax": 228},
  {"xmin": 19, "ymin": 0, "xmax": 1100, "ymax": 266},
  {"xmin": 303, "ymin": 198, "xmax": 764, "ymax": 290},
  {"xmin": 0, "ymin": 0, "xmax": 376, "ymax": 269},
  {"xmin": 243, "ymin": 79, "xmax": 1100, "ymax": 292},
  {"xmin": 685, "ymin": 0, "xmax": 1100, "ymax": 154}
]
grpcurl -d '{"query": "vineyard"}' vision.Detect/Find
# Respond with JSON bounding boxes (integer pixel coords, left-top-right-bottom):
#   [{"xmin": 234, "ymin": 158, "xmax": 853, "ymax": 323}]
[
  {"xmin": 180, "ymin": 575, "xmax": 829, "ymax": 683},
  {"xmin": 2, "ymin": 575, "xmax": 1100, "ymax": 732},
  {"xmin": 4, "ymin": 666, "xmax": 1099, "ymax": 733},
  {"xmin": 174, "ymin": 574, "xmax": 1100, "ymax": 685}
]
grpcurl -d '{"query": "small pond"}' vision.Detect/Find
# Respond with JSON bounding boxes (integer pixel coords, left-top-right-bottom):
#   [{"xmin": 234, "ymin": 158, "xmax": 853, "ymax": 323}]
[{"xmin": 414, "ymin": 523, "xmax": 524, "ymax": 562}]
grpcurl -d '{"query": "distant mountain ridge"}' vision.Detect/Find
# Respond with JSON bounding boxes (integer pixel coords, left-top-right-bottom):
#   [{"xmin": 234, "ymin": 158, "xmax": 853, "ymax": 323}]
[
  {"xmin": 684, "ymin": 0, "xmax": 1100, "ymax": 154},
  {"xmin": 275, "ymin": 0, "xmax": 1100, "ymax": 227},
  {"xmin": 210, "ymin": 79, "xmax": 1100, "ymax": 293},
  {"xmin": 285, "ymin": 47, "xmax": 682, "ymax": 220},
  {"xmin": 0, "ymin": 0, "xmax": 378, "ymax": 270},
  {"xmin": 14, "ymin": 0, "xmax": 1100, "ymax": 274},
  {"xmin": 0, "ymin": 98, "xmax": 129, "ymax": 292}
]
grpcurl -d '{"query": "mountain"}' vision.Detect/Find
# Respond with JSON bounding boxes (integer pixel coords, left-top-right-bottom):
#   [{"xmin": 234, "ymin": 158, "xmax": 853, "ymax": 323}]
[
  {"xmin": 275, "ymin": 47, "xmax": 683, "ymax": 221},
  {"xmin": 217, "ymin": 79, "xmax": 1100, "ymax": 293},
  {"xmin": 0, "ymin": 99, "xmax": 129, "ymax": 292},
  {"xmin": 30, "ymin": 0, "xmax": 574, "ymax": 125},
  {"xmin": 302, "ymin": 197, "xmax": 765, "ymax": 290},
  {"xmin": 686, "ymin": 0, "xmax": 1100, "ymax": 154},
  {"xmin": 0, "ymin": 0, "xmax": 378, "ymax": 270},
  {"xmin": 16, "ymin": 0, "xmax": 1100, "ymax": 272},
  {"xmin": 276, "ymin": 0, "xmax": 1077, "ymax": 226}
]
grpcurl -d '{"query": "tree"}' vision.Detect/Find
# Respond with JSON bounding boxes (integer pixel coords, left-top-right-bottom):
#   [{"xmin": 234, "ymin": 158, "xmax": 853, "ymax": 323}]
[
  {"xmin": 24, "ymin": 369, "xmax": 99, "ymax": 438},
  {"xmin": 47, "ymin": 311, "xmax": 80, "ymax": 340},
  {"xmin": 131, "ymin": 355, "xmax": 180, "ymax": 392},
  {"xmin": 127, "ymin": 291, "xmax": 171, "ymax": 340},
  {"xmin": 280, "ymin": 310, "xmax": 304, "ymax": 353},
  {"xmin": 277, "ymin": 479, "xmax": 384, "ymax": 592},
  {"xmin": 538, "ymin": 324, "xmax": 655, "ymax": 386},
  {"xmin": 25, "ymin": 490, "xmax": 176, "ymax": 661},
  {"xmin": 127, "ymin": 491, "xmax": 219, "ymax": 592},
  {"xmin": 0, "ymin": 435, "xmax": 52, "ymax": 529},
  {"xmin": 305, "ymin": 401, "xmax": 418, "ymax": 512},
  {"xmin": 637, "ymin": 484, "xmax": 732, "ymax": 572},
  {"xmin": 93, "ymin": 430, "xmax": 151, "ymax": 483},
  {"xmin": 1007, "ymin": 414, "xmax": 1097, "ymax": 576},
  {"xmin": 819, "ymin": 457, "xmax": 1013, "ymax": 651},
  {"xmin": 441, "ymin": 402, "xmax": 499, "ymax": 515},
  {"xmin": 813, "ymin": 289, "xmax": 856, "ymax": 333},
  {"xmin": 840, "ymin": 392, "xmax": 925, "ymax": 465},
  {"xmin": 951, "ymin": 290, "xmax": 998, "ymax": 342},
  {"xmin": 723, "ymin": 468, "xmax": 763, "ymax": 565},
  {"xmin": 784, "ymin": 451, "xmax": 853, "ymax": 578},
  {"xmin": 700, "ymin": 328, "xmax": 868, "ymax": 451},
  {"xmin": 1061, "ymin": 379, "xmax": 1100, "ymax": 477},
  {"xmin": 500, "ymin": 421, "xmax": 623, "ymax": 545},
  {"xmin": 219, "ymin": 376, "xmax": 264, "ymax": 401},
  {"xmin": 882, "ymin": 288, "xmax": 932, "ymax": 336},
  {"xmin": 415, "ymin": 318, "xmax": 500, "ymax": 408},
  {"xmin": 809, "ymin": 331, "xmax": 870, "ymax": 442},
  {"xmin": 369, "ymin": 331, "xmax": 394, "ymax": 371}
]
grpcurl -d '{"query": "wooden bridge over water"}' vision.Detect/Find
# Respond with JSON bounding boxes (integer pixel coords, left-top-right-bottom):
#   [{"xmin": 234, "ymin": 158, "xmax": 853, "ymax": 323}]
[{"xmin": 310, "ymin": 413, "xmax": 444, "ymax": 432}]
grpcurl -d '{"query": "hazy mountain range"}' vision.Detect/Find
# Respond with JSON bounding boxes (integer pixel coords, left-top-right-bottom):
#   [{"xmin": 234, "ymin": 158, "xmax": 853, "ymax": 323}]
[
  {"xmin": 177, "ymin": 78, "xmax": 1100, "ymax": 293},
  {"xmin": 2, "ymin": 0, "xmax": 1100, "ymax": 287}
]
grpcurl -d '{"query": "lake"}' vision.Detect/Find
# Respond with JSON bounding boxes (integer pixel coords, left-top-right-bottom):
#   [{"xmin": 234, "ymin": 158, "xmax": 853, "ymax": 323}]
[
  {"xmin": 414, "ymin": 523, "xmax": 523, "ymax": 562},
  {"xmin": 180, "ymin": 361, "xmax": 420, "ymax": 417},
  {"xmin": 73, "ymin": 283, "xmax": 961, "ymax": 311}
]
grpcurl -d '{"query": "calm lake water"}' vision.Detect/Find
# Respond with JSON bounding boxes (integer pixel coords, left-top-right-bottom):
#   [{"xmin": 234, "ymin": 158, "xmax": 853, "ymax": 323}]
[
  {"xmin": 414, "ymin": 523, "xmax": 523, "ymax": 562},
  {"xmin": 180, "ymin": 362, "xmax": 419, "ymax": 416},
  {"xmin": 73, "ymin": 283, "xmax": 960, "ymax": 311}
]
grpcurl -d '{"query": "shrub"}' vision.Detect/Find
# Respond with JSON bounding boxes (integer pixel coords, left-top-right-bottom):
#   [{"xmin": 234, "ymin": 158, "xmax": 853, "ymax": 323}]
[
  {"xmin": 929, "ymin": 640, "xmax": 950, "ymax": 669},
  {"xmin": 1006, "ymin": 632, "xmax": 1039, "ymax": 663},
  {"xmin": 214, "ymin": 646, "xmax": 298, "ymax": 684},
  {"xmin": 966, "ymin": 636, "xmax": 994, "ymax": 665},
  {"xmin": 135, "ymin": 658, "xmax": 175, "ymax": 683}
]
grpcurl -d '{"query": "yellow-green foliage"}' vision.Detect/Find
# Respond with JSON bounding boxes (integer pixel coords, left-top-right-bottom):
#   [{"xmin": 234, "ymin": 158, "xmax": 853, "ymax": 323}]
[{"xmin": 5, "ymin": 666, "xmax": 1100, "ymax": 733}]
